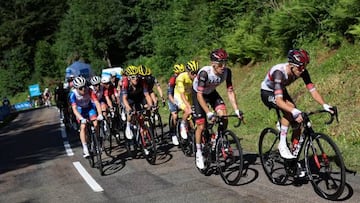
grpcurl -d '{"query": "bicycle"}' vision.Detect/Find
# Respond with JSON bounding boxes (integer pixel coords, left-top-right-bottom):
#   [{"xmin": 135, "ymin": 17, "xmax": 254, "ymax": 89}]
[
  {"xmin": 197, "ymin": 114, "xmax": 243, "ymax": 185},
  {"xmin": 100, "ymin": 107, "xmax": 120, "ymax": 156},
  {"xmin": 85, "ymin": 120, "xmax": 103, "ymax": 176},
  {"xmin": 258, "ymin": 106, "xmax": 346, "ymax": 200},
  {"xmin": 124, "ymin": 108, "xmax": 157, "ymax": 165}
]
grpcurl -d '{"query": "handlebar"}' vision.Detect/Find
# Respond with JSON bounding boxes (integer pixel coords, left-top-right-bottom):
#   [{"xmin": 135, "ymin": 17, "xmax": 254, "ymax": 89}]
[
  {"xmin": 304, "ymin": 106, "xmax": 339, "ymax": 125},
  {"xmin": 208, "ymin": 114, "xmax": 243, "ymax": 128}
]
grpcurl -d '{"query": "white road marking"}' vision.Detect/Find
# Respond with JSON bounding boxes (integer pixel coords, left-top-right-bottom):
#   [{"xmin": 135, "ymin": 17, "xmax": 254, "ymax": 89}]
[
  {"xmin": 60, "ymin": 122, "xmax": 74, "ymax": 156},
  {"xmin": 73, "ymin": 162, "xmax": 104, "ymax": 192}
]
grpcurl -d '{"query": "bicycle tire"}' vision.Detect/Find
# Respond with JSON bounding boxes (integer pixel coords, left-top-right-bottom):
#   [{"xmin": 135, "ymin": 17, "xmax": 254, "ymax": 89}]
[
  {"xmin": 304, "ymin": 133, "xmax": 345, "ymax": 200},
  {"xmin": 216, "ymin": 130, "xmax": 243, "ymax": 185},
  {"xmin": 152, "ymin": 111, "xmax": 164, "ymax": 143},
  {"xmin": 177, "ymin": 119, "xmax": 194, "ymax": 157},
  {"xmin": 86, "ymin": 126, "xmax": 95, "ymax": 168},
  {"xmin": 141, "ymin": 123, "xmax": 157, "ymax": 165},
  {"xmin": 258, "ymin": 127, "xmax": 289, "ymax": 185},
  {"xmin": 100, "ymin": 120, "xmax": 112, "ymax": 155},
  {"xmin": 92, "ymin": 131, "xmax": 104, "ymax": 176}
]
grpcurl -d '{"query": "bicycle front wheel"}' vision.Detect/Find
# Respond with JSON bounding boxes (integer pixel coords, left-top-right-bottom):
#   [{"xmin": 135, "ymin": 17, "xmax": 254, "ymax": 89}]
[
  {"xmin": 92, "ymin": 133, "xmax": 104, "ymax": 176},
  {"xmin": 141, "ymin": 123, "xmax": 157, "ymax": 165},
  {"xmin": 304, "ymin": 133, "xmax": 345, "ymax": 200},
  {"xmin": 216, "ymin": 130, "xmax": 243, "ymax": 185},
  {"xmin": 259, "ymin": 127, "xmax": 289, "ymax": 185}
]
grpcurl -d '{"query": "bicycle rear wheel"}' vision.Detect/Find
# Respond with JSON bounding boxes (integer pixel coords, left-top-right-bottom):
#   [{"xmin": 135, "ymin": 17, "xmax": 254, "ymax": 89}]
[
  {"xmin": 92, "ymin": 132, "xmax": 104, "ymax": 176},
  {"xmin": 259, "ymin": 127, "xmax": 289, "ymax": 185},
  {"xmin": 216, "ymin": 130, "xmax": 243, "ymax": 185},
  {"xmin": 141, "ymin": 123, "xmax": 157, "ymax": 165},
  {"xmin": 304, "ymin": 133, "xmax": 345, "ymax": 200},
  {"xmin": 101, "ymin": 120, "xmax": 113, "ymax": 156}
]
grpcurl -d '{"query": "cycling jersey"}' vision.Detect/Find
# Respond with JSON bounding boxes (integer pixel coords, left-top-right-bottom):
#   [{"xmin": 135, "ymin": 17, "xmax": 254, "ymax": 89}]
[
  {"xmin": 69, "ymin": 88, "xmax": 98, "ymax": 108},
  {"xmin": 121, "ymin": 77, "xmax": 149, "ymax": 103},
  {"xmin": 193, "ymin": 66, "xmax": 233, "ymax": 95},
  {"xmin": 143, "ymin": 75, "xmax": 159, "ymax": 93},
  {"xmin": 167, "ymin": 74, "xmax": 178, "ymax": 96},
  {"xmin": 260, "ymin": 63, "xmax": 314, "ymax": 98},
  {"xmin": 174, "ymin": 72, "xmax": 193, "ymax": 110},
  {"xmin": 90, "ymin": 85, "xmax": 105, "ymax": 102}
]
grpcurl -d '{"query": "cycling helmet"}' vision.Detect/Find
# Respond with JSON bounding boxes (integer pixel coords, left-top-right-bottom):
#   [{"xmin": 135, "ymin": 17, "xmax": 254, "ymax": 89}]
[
  {"xmin": 173, "ymin": 64, "xmax": 185, "ymax": 74},
  {"xmin": 73, "ymin": 76, "xmax": 86, "ymax": 88},
  {"xmin": 299, "ymin": 49, "xmax": 310, "ymax": 65},
  {"xmin": 287, "ymin": 49, "xmax": 308, "ymax": 70},
  {"xmin": 185, "ymin": 60, "xmax": 199, "ymax": 72},
  {"xmin": 125, "ymin": 65, "xmax": 138, "ymax": 76},
  {"xmin": 101, "ymin": 75, "xmax": 111, "ymax": 84},
  {"xmin": 138, "ymin": 65, "xmax": 151, "ymax": 76},
  {"xmin": 90, "ymin": 76, "xmax": 101, "ymax": 85},
  {"xmin": 210, "ymin": 48, "xmax": 228, "ymax": 62}
]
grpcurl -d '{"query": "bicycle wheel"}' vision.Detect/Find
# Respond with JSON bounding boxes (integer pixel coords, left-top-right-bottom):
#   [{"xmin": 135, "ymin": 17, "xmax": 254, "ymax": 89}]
[
  {"xmin": 141, "ymin": 123, "xmax": 157, "ymax": 165},
  {"xmin": 177, "ymin": 119, "xmax": 194, "ymax": 157},
  {"xmin": 92, "ymin": 132, "xmax": 104, "ymax": 176},
  {"xmin": 101, "ymin": 120, "xmax": 113, "ymax": 155},
  {"xmin": 152, "ymin": 111, "xmax": 164, "ymax": 143},
  {"xmin": 304, "ymin": 133, "xmax": 345, "ymax": 200},
  {"xmin": 86, "ymin": 127, "xmax": 95, "ymax": 168},
  {"xmin": 259, "ymin": 127, "xmax": 289, "ymax": 185},
  {"xmin": 216, "ymin": 130, "xmax": 243, "ymax": 185}
]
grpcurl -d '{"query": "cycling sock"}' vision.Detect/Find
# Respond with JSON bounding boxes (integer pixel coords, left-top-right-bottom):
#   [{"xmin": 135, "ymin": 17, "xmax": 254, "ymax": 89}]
[
  {"xmin": 82, "ymin": 143, "xmax": 88, "ymax": 149},
  {"xmin": 279, "ymin": 125, "xmax": 289, "ymax": 145},
  {"xmin": 196, "ymin": 144, "xmax": 201, "ymax": 151}
]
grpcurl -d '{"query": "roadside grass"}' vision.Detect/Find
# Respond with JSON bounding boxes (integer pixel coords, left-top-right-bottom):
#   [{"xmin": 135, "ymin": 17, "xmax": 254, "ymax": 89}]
[{"xmin": 158, "ymin": 42, "xmax": 360, "ymax": 172}]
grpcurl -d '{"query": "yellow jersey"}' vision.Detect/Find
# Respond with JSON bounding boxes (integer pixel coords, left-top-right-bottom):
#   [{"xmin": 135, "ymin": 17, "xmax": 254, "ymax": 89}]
[{"xmin": 174, "ymin": 72, "xmax": 193, "ymax": 97}]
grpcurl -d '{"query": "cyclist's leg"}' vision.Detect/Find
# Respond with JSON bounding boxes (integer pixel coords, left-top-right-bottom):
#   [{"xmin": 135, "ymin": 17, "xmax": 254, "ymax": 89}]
[
  {"xmin": 208, "ymin": 91, "xmax": 227, "ymax": 129},
  {"xmin": 192, "ymin": 90, "xmax": 206, "ymax": 169},
  {"xmin": 168, "ymin": 101, "xmax": 179, "ymax": 145},
  {"xmin": 77, "ymin": 107, "xmax": 90, "ymax": 157},
  {"xmin": 175, "ymin": 95, "xmax": 191, "ymax": 139}
]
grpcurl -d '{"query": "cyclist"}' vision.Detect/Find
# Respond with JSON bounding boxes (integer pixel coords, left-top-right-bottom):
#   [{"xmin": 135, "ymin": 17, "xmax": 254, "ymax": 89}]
[
  {"xmin": 69, "ymin": 76, "xmax": 103, "ymax": 157},
  {"xmin": 192, "ymin": 48, "xmax": 243, "ymax": 169},
  {"xmin": 89, "ymin": 76, "xmax": 108, "ymax": 117},
  {"xmin": 43, "ymin": 88, "xmax": 52, "ymax": 107},
  {"xmin": 167, "ymin": 64, "xmax": 185, "ymax": 145},
  {"xmin": 122, "ymin": 65, "xmax": 153, "ymax": 141},
  {"xmin": 260, "ymin": 48, "xmax": 334, "ymax": 159},
  {"xmin": 54, "ymin": 82, "xmax": 70, "ymax": 120},
  {"xmin": 138, "ymin": 65, "xmax": 165, "ymax": 107},
  {"xmin": 174, "ymin": 61, "xmax": 199, "ymax": 143}
]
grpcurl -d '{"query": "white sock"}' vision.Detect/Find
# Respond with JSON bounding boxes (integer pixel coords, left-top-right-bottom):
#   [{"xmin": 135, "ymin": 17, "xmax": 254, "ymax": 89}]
[
  {"xmin": 279, "ymin": 125, "xmax": 288, "ymax": 146},
  {"xmin": 82, "ymin": 143, "xmax": 88, "ymax": 149}
]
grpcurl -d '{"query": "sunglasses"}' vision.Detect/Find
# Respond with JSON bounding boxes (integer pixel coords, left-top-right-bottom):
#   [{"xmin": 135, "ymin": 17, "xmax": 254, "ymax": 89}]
[
  {"xmin": 190, "ymin": 71, "xmax": 198, "ymax": 75},
  {"xmin": 215, "ymin": 61, "xmax": 226, "ymax": 66},
  {"xmin": 78, "ymin": 86, "xmax": 86, "ymax": 91},
  {"xmin": 129, "ymin": 75, "xmax": 138, "ymax": 80}
]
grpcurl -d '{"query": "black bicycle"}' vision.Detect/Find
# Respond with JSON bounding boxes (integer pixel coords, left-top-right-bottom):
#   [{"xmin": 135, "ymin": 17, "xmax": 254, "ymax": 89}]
[
  {"xmin": 150, "ymin": 106, "xmax": 164, "ymax": 144},
  {"xmin": 197, "ymin": 115, "xmax": 243, "ymax": 185},
  {"xmin": 86, "ymin": 120, "xmax": 103, "ymax": 176},
  {"xmin": 258, "ymin": 107, "xmax": 346, "ymax": 200},
  {"xmin": 124, "ymin": 109, "xmax": 157, "ymax": 164}
]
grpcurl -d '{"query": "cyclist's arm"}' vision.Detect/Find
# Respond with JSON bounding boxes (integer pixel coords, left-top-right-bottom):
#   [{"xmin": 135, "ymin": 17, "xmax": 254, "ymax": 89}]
[
  {"xmin": 155, "ymin": 78, "xmax": 164, "ymax": 99},
  {"xmin": 301, "ymin": 70, "xmax": 327, "ymax": 106},
  {"xmin": 196, "ymin": 70, "xmax": 211, "ymax": 114},
  {"xmin": 167, "ymin": 77, "xmax": 176, "ymax": 104},
  {"xmin": 122, "ymin": 94, "xmax": 131, "ymax": 112},
  {"xmin": 143, "ymin": 82, "xmax": 153, "ymax": 107},
  {"xmin": 225, "ymin": 69, "xmax": 240, "ymax": 112},
  {"xmin": 273, "ymin": 70, "xmax": 297, "ymax": 113}
]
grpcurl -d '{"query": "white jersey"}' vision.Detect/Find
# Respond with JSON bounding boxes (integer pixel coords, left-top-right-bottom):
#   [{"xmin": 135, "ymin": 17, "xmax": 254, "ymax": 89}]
[
  {"xmin": 65, "ymin": 61, "xmax": 93, "ymax": 80},
  {"xmin": 192, "ymin": 66, "xmax": 232, "ymax": 95}
]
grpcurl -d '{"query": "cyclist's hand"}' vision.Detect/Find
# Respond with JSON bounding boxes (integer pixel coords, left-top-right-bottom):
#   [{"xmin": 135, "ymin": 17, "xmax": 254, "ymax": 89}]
[
  {"xmin": 291, "ymin": 108, "xmax": 303, "ymax": 123},
  {"xmin": 151, "ymin": 105, "xmax": 158, "ymax": 112},
  {"xmin": 80, "ymin": 118, "xmax": 87, "ymax": 124},
  {"xmin": 206, "ymin": 112, "xmax": 215, "ymax": 122},
  {"xmin": 235, "ymin": 109, "xmax": 244, "ymax": 120},
  {"xmin": 323, "ymin": 104, "xmax": 334, "ymax": 114},
  {"xmin": 161, "ymin": 97, "xmax": 166, "ymax": 107},
  {"xmin": 97, "ymin": 114, "xmax": 104, "ymax": 121}
]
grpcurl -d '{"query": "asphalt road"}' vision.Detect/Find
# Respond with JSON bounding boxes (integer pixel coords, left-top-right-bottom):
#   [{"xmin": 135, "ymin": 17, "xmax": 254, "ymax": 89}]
[{"xmin": 0, "ymin": 107, "xmax": 359, "ymax": 203}]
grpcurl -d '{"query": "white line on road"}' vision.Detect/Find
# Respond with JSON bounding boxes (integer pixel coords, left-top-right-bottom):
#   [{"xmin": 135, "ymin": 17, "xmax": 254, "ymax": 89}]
[
  {"xmin": 60, "ymin": 122, "xmax": 74, "ymax": 156},
  {"xmin": 73, "ymin": 162, "xmax": 104, "ymax": 192}
]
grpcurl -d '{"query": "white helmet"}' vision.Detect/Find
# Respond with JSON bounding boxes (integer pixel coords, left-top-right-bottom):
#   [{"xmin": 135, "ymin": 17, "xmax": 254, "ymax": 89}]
[
  {"xmin": 90, "ymin": 76, "xmax": 101, "ymax": 85},
  {"xmin": 101, "ymin": 75, "xmax": 111, "ymax": 83},
  {"xmin": 73, "ymin": 76, "xmax": 86, "ymax": 88}
]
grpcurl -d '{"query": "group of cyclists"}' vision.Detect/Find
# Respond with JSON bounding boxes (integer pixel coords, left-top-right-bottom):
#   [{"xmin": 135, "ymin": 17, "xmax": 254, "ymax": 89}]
[{"xmin": 55, "ymin": 47, "xmax": 334, "ymax": 172}]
